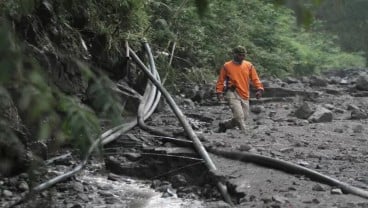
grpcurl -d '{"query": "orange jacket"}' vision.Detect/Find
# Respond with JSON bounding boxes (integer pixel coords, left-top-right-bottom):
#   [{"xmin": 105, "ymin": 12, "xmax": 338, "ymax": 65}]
[{"xmin": 216, "ymin": 60, "xmax": 264, "ymax": 100}]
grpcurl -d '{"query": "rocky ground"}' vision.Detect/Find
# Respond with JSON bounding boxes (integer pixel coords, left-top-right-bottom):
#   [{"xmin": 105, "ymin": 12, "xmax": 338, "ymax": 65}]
[{"xmin": 1, "ymin": 68, "xmax": 368, "ymax": 208}]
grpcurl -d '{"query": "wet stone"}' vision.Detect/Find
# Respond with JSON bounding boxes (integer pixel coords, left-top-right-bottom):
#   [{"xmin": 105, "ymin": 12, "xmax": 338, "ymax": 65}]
[
  {"xmin": 261, "ymin": 197, "xmax": 273, "ymax": 203},
  {"xmin": 333, "ymin": 128, "xmax": 344, "ymax": 133},
  {"xmin": 77, "ymin": 193, "xmax": 89, "ymax": 202},
  {"xmin": 288, "ymin": 186, "xmax": 296, "ymax": 191},
  {"xmin": 312, "ymin": 198, "xmax": 320, "ymax": 204},
  {"xmin": 68, "ymin": 203, "xmax": 82, "ymax": 208},
  {"xmin": 18, "ymin": 181, "xmax": 29, "ymax": 192},
  {"xmin": 331, "ymin": 188, "xmax": 343, "ymax": 195},
  {"xmin": 280, "ymin": 147, "xmax": 294, "ymax": 153},
  {"xmin": 3, "ymin": 190, "xmax": 13, "ymax": 197},
  {"xmin": 97, "ymin": 183, "xmax": 113, "ymax": 191},
  {"xmin": 161, "ymin": 187, "xmax": 177, "ymax": 198},
  {"xmin": 124, "ymin": 152, "xmax": 142, "ymax": 161},
  {"xmin": 352, "ymin": 125, "xmax": 364, "ymax": 133},
  {"xmin": 19, "ymin": 173, "xmax": 29, "ymax": 179},
  {"xmin": 272, "ymin": 195, "xmax": 288, "ymax": 203},
  {"xmin": 151, "ymin": 179, "xmax": 162, "ymax": 189},
  {"xmin": 98, "ymin": 190, "xmax": 114, "ymax": 197},
  {"xmin": 72, "ymin": 182, "xmax": 84, "ymax": 192},
  {"xmin": 238, "ymin": 144, "xmax": 252, "ymax": 151},
  {"xmin": 56, "ymin": 183, "xmax": 69, "ymax": 192},
  {"xmin": 251, "ymin": 106, "xmax": 265, "ymax": 114},
  {"xmin": 312, "ymin": 184, "xmax": 326, "ymax": 191},
  {"xmin": 170, "ymin": 174, "xmax": 188, "ymax": 188},
  {"xmin": 205, "ymin": 201, "xmax": 232, "ymax": 208}
]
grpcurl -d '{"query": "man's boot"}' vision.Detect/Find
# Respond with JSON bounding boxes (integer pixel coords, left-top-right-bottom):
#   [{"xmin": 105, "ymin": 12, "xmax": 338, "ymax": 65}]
[
  {"xmin": 218, "ymin": 120, "xmax": 236, "ymax": 133},
  {"xmin": 218, "ymin": 122, "xmax": 227, "ymax": 133}
]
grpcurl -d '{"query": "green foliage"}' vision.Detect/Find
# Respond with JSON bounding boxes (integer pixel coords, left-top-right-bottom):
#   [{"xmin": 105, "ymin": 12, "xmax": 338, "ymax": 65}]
[
  {"xmin": 0, "ymin": 23, "xmax": 21, "ymax": 84},
  {"xmin": 86, "ymin": 76, "xmax": 125, "ymax": 125},
  {"xmin": 285, "ymin": 30, "xmax": 366, "ymax": 76},
  {"xmin": 60, "ymin": 95, "xmax": 100, "ymax": 155},
  {"xmin": 0, "ymin": 0, "xmax": 38, "ymax": 16},
  {"xmin": 147, "ymin": 0, "xmax": 365, "ymax": 81},
  {"xmin": 0, "ymin": 12, "xmax": 124, "ymax": 156},
  {"xmin": 194, "ymin": 0, "xmax": 209, "ymax": 16},
  {"xmin": 316, "ymin": 0, "xmax": 368, "ymax": 61}
]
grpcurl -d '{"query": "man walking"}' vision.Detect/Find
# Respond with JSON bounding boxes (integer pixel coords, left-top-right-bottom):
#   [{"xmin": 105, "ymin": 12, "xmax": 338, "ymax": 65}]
[{"xmin": 215, "ymin": 46, "xmax": 264, "ymax": 133}]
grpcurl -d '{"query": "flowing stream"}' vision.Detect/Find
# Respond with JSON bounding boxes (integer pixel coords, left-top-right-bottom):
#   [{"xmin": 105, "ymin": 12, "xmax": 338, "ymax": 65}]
[{"xmin": 77, "ymin": 172, "xmax": 204, "ymax": 208}]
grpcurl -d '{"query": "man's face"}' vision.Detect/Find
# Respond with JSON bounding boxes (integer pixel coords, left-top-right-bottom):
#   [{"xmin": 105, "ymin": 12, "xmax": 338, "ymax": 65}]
[{"xmin": 234, "ymin": 53, "xmax": 245, "ymax": 62}]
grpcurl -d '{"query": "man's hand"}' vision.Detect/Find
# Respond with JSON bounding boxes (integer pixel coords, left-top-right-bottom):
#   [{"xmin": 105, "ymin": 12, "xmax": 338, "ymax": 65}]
[
  {"xmin": 217, "ymin": 93, "xmax": 225, "ymax": 103},
  {"xmin": 255, "ymin": 89, "xmax": 263, "ymax": 99}
]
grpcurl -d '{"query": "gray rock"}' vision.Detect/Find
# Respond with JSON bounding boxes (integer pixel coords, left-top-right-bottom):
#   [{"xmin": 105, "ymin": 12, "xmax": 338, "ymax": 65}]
[
  {"xmin": 295, "ymin": 102, "xmax": 314, "ymax": 119},
  {"xmin": 352, "ymin": 125, "xmax": 364, "ymax": 133},
  {"xmin": 308, "ymin": 106, "xmax": 333, "ymax": 123},
  {"xmin": 331, "ymin": 188, "xmax": 343, "ymax": 195},
  {"xmin": 77, "ymin": 193, "xmax": 89, "ymax": 202},
  {"xmin": 68, "ymin": 204, "xmax": 83, "ymax": 208},
  {"xmin": 351, "ymin": 109, "xmax": 368, "ymax": 120},
  {"xmin": 339, "ymin": 79, "xmax": 349, "ymax": 85},
  {"xmin": 355, "ymin": 74, "xmax": 368, "ymax": 90},
  {"xmin": 205, "ymin": 201, "xmax": 232, "ymax": 208},
  {"xmin": 250, "ymin": 105, "xmax": 265, "ymax": 114},
  {"xmin": 170, "ymin": 174, "xmax": 188, "ymax": 188},
  {"xmin": 124, "ymin": 152, "xmax": 142, "ymax": 161},
  {"xmin": 73, "ymin": 182, "xmax": 84, "ymax": 192},
  {"xmin": 98, "ymin": 190, "xmax": 114, "ymax": 197},
  {"xmin": 312, "ymin": 184, "xmax": 326, "ymax": 191},
  {"xmin": 272, "ymin": 195, "xmax": 288, "ymax": 203},
  {"xmin": 333, "ymin": 128, "xmax": 344, "ymax": 133},
  {"xmin": 3, "ymin": 190, "xmax": 13, "ymax": 197},
  {"xmin": 238, "ymin": 144, "xmax": 252, "ymax": 151},
  {"xmin": 18, "ymin": 181, "xmax": 29, "ymax": 192},
  {"xmin": 310, "ymin": 75, "xmax": 328, "ymax": 87},
  {"xmin": 347, "ymin": 104, "xmax": 360, "ymax": 111},
  {"xmin": 323, "ymin": 103, "xmax": 335, "ymax": 110},
  {"xmin": 280, "ymin": 147, "xmax": 294, "ymax": 153}
]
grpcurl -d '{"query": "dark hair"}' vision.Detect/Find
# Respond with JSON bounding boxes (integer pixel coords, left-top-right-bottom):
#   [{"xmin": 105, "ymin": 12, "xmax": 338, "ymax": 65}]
[{"xmin": 232, "ymin": 46, "xmax": 246, "ymax": 54}]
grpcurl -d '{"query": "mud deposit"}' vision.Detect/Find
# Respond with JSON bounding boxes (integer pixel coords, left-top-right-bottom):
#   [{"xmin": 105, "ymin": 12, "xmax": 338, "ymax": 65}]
[{"xmin": 2, "ymin": 69, "xmax": 368, "ymax": 208}]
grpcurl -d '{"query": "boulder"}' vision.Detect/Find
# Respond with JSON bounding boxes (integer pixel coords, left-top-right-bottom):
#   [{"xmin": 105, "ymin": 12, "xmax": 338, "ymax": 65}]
[
  {"xmin": 308, "ymin": 106, "xmax": 333, "ymax": 123},
  {"xmin": 355, "ymin": 73, "xmax": 368, "ymax": 91},
  {"xmin": 294, "ymin": 102, "xmax": 314, "ymax": 119}
]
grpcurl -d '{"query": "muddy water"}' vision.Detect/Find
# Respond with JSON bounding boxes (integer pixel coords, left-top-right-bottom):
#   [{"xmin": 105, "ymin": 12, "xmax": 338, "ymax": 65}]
[{"xmin": 79, "ymin": 173, "xmax": 204, "ymax": 208}]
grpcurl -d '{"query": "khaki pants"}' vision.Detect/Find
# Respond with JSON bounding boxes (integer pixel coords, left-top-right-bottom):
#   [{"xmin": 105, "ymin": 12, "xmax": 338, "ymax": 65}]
[{"xmin": 223, "ymin": 90, "xmax": 249, "ymax": 132}]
